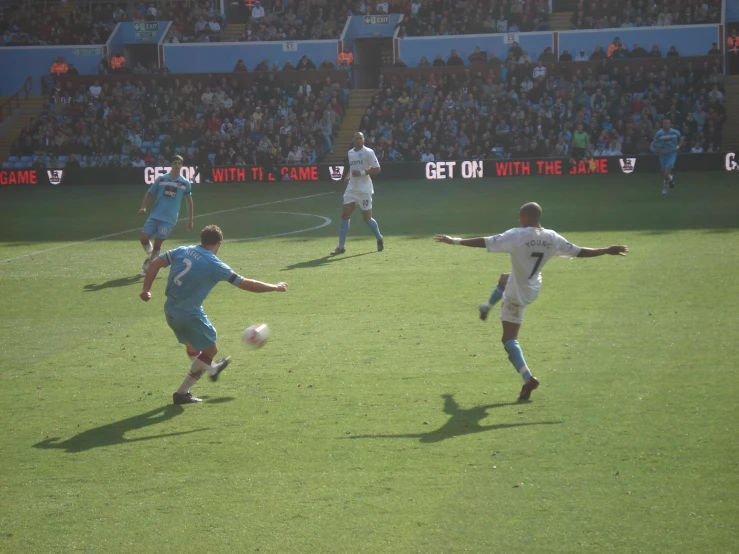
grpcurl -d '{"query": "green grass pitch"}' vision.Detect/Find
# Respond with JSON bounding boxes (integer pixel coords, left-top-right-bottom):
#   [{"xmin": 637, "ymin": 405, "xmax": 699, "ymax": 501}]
[{"xmin": 0, "ymin": 173, "xmax": 738, "ymax": 553}]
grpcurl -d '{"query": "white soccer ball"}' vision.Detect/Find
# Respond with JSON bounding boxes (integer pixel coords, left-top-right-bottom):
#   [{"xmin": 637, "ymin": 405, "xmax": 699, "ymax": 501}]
[{"xmin": 242, "ymin": 323, "xmax": 270, "ymax": 349}]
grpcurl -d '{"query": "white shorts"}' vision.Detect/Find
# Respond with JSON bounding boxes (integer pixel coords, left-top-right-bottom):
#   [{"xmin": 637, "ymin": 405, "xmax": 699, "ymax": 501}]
[
  {"xmin": 344, "ymin": 191, "xmax": 372, "ymax": 211},
  {"xmin": 500, "ymin": 298, "xmax": 526, "ymax": 325}
]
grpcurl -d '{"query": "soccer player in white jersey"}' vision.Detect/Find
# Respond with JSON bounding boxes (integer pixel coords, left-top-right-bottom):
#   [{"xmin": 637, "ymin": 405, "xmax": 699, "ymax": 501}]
[
  {"xmin": 330, "ymin": 132, "xmax": 383, "ymax": 255},
  {"xmin": 434, "ymin": 202, "xmax": 628, "ymax": 401}
]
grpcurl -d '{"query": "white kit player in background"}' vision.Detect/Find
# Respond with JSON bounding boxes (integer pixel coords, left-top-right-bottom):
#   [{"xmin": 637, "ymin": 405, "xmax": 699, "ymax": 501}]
[
  {"xmin": 434, "ymin": 202, "xmax": 628, "ymax": 402},
  {"xmin": 330, "ymin": 132, "xmax": 384, "ymax": 256}
]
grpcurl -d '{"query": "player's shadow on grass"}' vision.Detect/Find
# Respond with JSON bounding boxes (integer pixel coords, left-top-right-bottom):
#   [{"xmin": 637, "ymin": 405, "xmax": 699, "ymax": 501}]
[
  {"xmin": 346, "ymin": 394, "xmax": 562, "ymax": 443},
  {"xmin": 83, "ymin": 275, "xmax": 143, "ymax": 292},
  {"xmin": 281, "ymin": 252, "xmax": 374, "ymax": 271},
  {"xmin": 32, "ymin": 404, "xmax": 207, "ymax": 453}
]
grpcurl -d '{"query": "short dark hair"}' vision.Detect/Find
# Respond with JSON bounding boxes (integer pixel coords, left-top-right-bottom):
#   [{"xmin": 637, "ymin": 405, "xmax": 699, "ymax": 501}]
[
  {"xmin": 201, "ymin": 225, "xmax": 223, "ymax": 246},
  {"xmin": 171, "ymin": 154, "xmax": 184, "ymax": 163}
]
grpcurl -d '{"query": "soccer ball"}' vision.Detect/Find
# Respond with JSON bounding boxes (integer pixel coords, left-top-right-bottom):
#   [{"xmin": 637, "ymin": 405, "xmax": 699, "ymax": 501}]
[{"xmin": 242, "ymin": 323, "xmax": 270, "ymax": 349}]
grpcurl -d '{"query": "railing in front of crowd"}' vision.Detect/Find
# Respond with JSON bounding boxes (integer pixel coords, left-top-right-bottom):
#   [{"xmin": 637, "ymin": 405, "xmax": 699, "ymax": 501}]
[{"xmin": 0, "ymin": 76, "xmax": 32, "ymax": 124}]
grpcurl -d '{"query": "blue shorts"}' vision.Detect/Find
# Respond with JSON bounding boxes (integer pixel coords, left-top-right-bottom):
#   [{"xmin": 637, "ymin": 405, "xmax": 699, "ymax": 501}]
[
  {"xmin": 659, "ymin": 152, "xmax": 677, "ymax": 171},
  {"xmin": 142, "ymin": 217, "xmax": 174, "ymax": 240},
  {"xmin": 165, "ymin": 312, "xmax": 217, "ymax": 351}
]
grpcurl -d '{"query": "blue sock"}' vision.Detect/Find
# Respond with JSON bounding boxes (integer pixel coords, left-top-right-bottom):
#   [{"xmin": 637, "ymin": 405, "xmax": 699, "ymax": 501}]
[
  {"xmin": 365, "ymin": 218, "xmax": 382, "ymax": 240},
  {"xmin": 504, "ymin": 340, "xmax": 533, "ymax": 382},
  {"xmin": 486, "ymin": 286, "xmax": 504, "ymax": 307},
  {"xmin": 338, "ymin": 219, "xmax": 350, "ymax": 248}
]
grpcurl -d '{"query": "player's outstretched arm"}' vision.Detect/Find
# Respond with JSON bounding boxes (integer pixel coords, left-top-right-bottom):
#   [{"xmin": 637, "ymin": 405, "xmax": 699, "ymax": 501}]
[
  {"xmin": 576, "ymin": 245, "xmax": 628, "ymax": 258},
  {"xmin": 137, "ymin": 192, "xmax": 153, "ymax": 217},
  {"xmin": 140, "ymin": 257, "xmax": 167, "ymax": 301},
  {"xmin": 237, "ymin": 279, "xmax": 288, "ymax": 293},
  {"xmin": 433, "ymin": 234, "xmax": 486, "ymax": 248}
]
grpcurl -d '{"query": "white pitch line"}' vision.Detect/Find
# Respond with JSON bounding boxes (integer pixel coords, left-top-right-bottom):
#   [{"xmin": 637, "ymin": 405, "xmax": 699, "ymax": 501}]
[
  {"xmin": 0, "ymin": 192, "xmax": 334, "ymax": 264},
  {"xmin": 223, "ymin": 211, "xmax": 332, "ymax": 243}
]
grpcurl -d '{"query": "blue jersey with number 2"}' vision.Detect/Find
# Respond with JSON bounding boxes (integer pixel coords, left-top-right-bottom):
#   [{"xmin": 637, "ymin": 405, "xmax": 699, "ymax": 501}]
[
  {"xmin": 160, "ymin": 246, "xmax": 243, "ymax": 316},
  {"xmin": 148, "ymin": 174, "xmax": 192, "ymax": 225}
]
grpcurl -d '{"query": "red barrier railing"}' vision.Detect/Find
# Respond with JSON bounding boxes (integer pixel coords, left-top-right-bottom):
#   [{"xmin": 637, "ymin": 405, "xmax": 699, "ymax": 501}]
[{"xmin": 0, "ymin": 76, "xmax": 33, "ymax": 124}]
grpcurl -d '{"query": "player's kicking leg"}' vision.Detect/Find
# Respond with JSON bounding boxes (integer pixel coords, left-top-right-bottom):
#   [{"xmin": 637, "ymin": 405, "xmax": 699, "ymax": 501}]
[
  {"xmin": 331, "ymin": 200, "xmax": 356, "ymax": 256},
  {"xmin": 140, "ymin": 222, "xmax": 172, "ymax": 276},
  {"xmin": 499, "ymin": 302, "xmax": 539, "ymax": 402},
  {"xmin": 480, "ymin": 273, "xmax": 509, "ymax": 321},
  {"xmin": 168, "ymin": 316, "xmax": 231, "ymax": 404}
]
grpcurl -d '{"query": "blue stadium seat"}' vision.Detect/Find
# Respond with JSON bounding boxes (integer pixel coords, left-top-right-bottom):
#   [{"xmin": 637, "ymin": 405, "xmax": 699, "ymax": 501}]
[
  {"xmin": 187, "ymin": 147, "xmax": 195, "ymax": 154},
  {"xmin": 151, "ymin": 148, "xmax": 159, "ymax": 154},
  {"xmin": 58, "ymin": 156, "xmax": 69, "ymax": 162},
  {"xmin": 159, "ymin": 134, "xmax": 168, "ymax": 141},
  {"xmin": 7, "ymin": 155, "xmax": 19, "ymax": 162},
  {"xmin": 20, "ymin": 156, "xmax": 32, "ymax": 162},
  {"xmin": 2, "ymin": 161, "xmax": 13, "ymax": 168},
  {"xmin": 15, "ymin": 161, "xmax": 29, "ymax": 168},
  {"xmin": 142, "ymin": 141, "xmax": 154, "ymax": 148},
  {"xmin": 195, "ymin": 113, "xmax": 203, "ymax": 120},
  {"xmin": 154, "ymin": 141, "xmax": 161, "ymax": 148}
]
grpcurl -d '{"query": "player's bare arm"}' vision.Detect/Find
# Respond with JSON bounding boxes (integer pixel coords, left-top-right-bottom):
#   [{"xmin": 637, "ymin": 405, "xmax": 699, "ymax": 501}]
[
  {"xmin": 433, "ymin": 234, "xmax": 486, "ymax": 248},
  {"xmin": 137, "ymin": 192, "xmax": 153, "ymax": 216},
  {"xmin": 351, "ymin": 167, "xmax": 381, "ymax": 177},
  {"xmin": 576, "ymin": 245, "xmax": 629, "ymax": 258},
  {"xmin": 237, "ymin": 279, "xmax": 289, "ymax": 293},
  {"xmin": 140, "ymin": 257, "xmax": 167, "ymax": 301},
  {"xmin": 186, "ymin": 196, "xmax": 194, "ymax": 231}
]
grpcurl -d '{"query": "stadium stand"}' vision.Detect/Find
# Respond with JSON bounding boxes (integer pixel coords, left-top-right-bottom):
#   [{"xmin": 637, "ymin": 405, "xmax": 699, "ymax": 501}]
[
  {"xmin": 4, "ymin": 70, "xmax": 348, "ymax": 169},
  {"xmin": 361, "ymin": 45, "xmax": 725, "ymax": 162}
]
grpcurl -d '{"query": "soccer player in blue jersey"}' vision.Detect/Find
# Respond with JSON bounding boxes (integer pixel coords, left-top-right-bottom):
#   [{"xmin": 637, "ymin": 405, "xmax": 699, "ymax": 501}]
[
  {"xmin": 651, "ymin": 118, "xmax": 684, "ymax": 197},
  {"xmin": 140, "ymin": 225, "xmax": 288, "ymax": 404},
  {"xmin": 137, "ymin": 155, "xmax": 194, "ymax": 276}
]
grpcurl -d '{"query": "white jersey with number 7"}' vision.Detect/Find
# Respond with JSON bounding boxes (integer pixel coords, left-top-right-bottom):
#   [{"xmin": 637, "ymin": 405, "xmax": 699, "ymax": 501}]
[
  {"xmin": 346, "ymin": 146, "xmax": 380, "ymax": 194},
  {"xmin": 485, "ymin": 227, "xmax": 582, "ymax": 306}
]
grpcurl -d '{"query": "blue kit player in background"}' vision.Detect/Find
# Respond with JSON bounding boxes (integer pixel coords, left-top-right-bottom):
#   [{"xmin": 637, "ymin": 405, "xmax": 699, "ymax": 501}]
[
  {"xmin": 140, "ymin": 224, "xmax": 288, "ymax": 405},
  {"xmin": 137, "ymin": 155, "xmax": 194, "ymax": 276},
  {"xmin": 651, "ymin": 118, "xmax": 684, "ymax": 198}
]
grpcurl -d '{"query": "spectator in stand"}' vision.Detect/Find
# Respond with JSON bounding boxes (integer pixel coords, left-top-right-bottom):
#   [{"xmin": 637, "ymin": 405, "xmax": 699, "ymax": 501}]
[
  {"xmin": 338, "ymin": 47, "xmax": 353, "ymax": 68},
  {"xmin": 607, "ymin": 37, "xmax": 627, "ymax": 59},
  {"xmin": 418, "ymin": 56, "xmax": 431, "ymax": 67},
  {"xmin": 433, "ymin": 54, "xmax": 446, "ymax": 66},
  {"xmin": 50, "ymin": 57, "xmax": 68, "ymax": 76},
  {"xmin": 110, "ymin": 52, "xmax": 126, "ymax": 73},
  {"xmin": 560, "ymin": 49, "xmax": 573, "ymax": 62},
  {"xmin": 666, "ymin": 46, "xmax": 679, "ymax": 57},
  {"xmin": 533, "ymin": 61, "xmax": 546, "ymax": 79},
  {"xmin": 393, "ymin": 58, "xmax": 408, "ymax": 68},
  {"xmin": 447, "ymin": 49, "xmax": 464, "ymax": 66},
  {"xmin": 590, "ymin": 46, "xmax": 606, "ymax": 60},
  {"xmin": 649, "ymin": 45, "xmax": 662, "ymax": 58},
  {"xmin": 708, "ymin": 43, "xmax": 720, "ymax": 55},
  {"xmin": 234, "ymin": 59, "xmax": 248, "ymax": 72},
  {"xmin": 574, "ymin": 49, "xmax": 588, "ymax": 61},
  {"xmin": 296, "ymin": 56, "xmax": 317, "ymax": 70},
  {"xmin": 468, "ymin": 47, "xmax": 487, "ymax": 63},
  {"xmin": 631, "ymin": 44, "xmax": 648, "ymax": 58},
  {"xmin": 319, "ymin": 58, "xmax": 336, "ymax": 70}
]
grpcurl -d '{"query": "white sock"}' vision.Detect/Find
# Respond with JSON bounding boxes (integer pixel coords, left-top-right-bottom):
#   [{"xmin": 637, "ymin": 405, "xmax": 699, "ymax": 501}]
[
  {"xmin": 149, "ymin": 249, "xmax": 160, "ymax": 261},
  {"xmin": 176, "ymin": 358, "xmax": 209, "ymax": 394},
  {"xmin": 142, "ymin": 241, "xmax": 153, "ymax": 255}
]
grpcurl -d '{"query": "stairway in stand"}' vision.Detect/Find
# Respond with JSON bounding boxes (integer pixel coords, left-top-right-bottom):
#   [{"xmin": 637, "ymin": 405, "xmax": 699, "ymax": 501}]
[
  {"xmin": 324, "ymin": 88, "xmax": 374, "ymax": 164},
  {"xmin": 722, "ymin": 76, "xmax": 739, "ymax": 153},
  {"xmin": 0, "ymin": 96, "xmax": 48, "ymax": 163}
]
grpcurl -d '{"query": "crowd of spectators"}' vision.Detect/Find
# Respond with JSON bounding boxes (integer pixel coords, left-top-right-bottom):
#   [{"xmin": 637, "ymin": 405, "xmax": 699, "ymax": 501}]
[
  {"xmin": 570, "ymin": 0, "xmax": 721, "ymax": 29},
  {"xmin": 558, "ymin": 39, "xmax": 725, "ymax": 62},
  {"xmin": 398, "ymin": 0, "xmax": 551, "ymax": 36},
  {"xmin": 229, "ymin": 0, "xmax": 351, "ymax": 42},
  {"xmin": 1, "ymin": 3, "xmax": 115, "ymax": 46},
  {"xmin": 7, "ymin": 73, "xmax": 347, "ymax": 170},
  {"xmin": 360, "ymin": 45, "xmax": 725, "ymax": 163}
]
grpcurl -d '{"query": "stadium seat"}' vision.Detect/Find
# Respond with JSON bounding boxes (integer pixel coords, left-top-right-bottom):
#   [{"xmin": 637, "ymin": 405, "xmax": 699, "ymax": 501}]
[
  {"xmin": 20, "ymin": 156, "xmax": 32, "ymax": 162},
  {"xmin": 58, "ymin": 156, "xmax": 69, "ymax": 162},
  {"xmin": 2, "ymin": 162, "xmax": 13, "ymax": 169},
  {"xmin": 7, "ymin": 155, "xmax": 19, "ymax": 162},
  {"xmin": 142, "ymin": 141, "xmax": 153, "ymax": 149}
]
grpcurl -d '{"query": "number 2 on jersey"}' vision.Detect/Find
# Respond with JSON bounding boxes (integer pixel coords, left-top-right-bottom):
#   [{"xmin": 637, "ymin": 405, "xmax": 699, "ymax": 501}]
[
  {"xmin": 173, "ymin": 258, "xmax": 193, "ymax": 286},
  {"xmin": 529, "ymin": 252, "xmax": 544, "ymax": 279}
]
